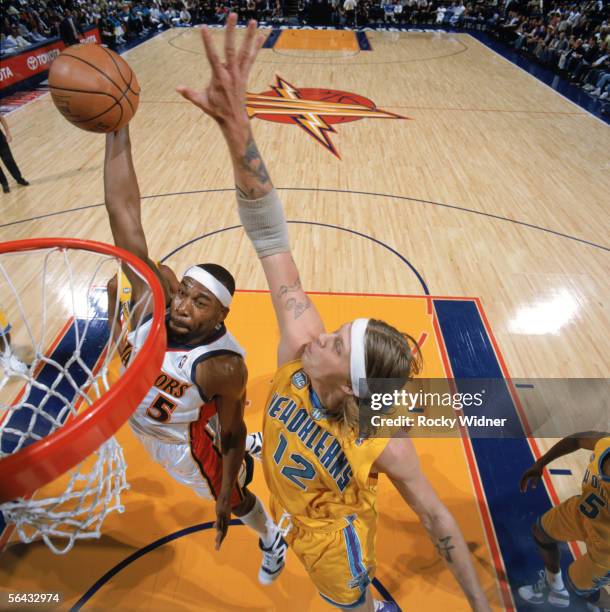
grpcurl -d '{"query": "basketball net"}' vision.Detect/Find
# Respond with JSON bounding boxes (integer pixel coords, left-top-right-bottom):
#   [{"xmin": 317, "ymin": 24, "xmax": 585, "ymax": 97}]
[{"xmin": 0, "ymin": 239, "xmax": 165, "ymax": 554}]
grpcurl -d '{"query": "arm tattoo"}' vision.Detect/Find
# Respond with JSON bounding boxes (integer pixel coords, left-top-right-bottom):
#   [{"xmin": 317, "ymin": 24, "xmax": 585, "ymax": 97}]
[
  {"xmin": 285, "ymin": 297, "xmax": 311, "ymax": 320},
  {"xmin": 278, "ymin": 277, "xmax": 311, "ymax": 319},
  {"xmin": 278, "ymin": 277, "xmax": 302, "ymax": 298},
  {"xmin": 237, "ymin": 136, "xmax": 273, "ymax": 199},
  {"xmin": 435, "ymin": 536, "xmax": 456, "ymax": 562}
]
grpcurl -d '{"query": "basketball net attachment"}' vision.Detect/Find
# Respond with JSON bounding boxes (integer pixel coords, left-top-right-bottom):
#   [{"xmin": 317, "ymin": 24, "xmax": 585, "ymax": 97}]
[{"xmin": 0, "ymin": 239, "xmax": 166, "ymax": 554}]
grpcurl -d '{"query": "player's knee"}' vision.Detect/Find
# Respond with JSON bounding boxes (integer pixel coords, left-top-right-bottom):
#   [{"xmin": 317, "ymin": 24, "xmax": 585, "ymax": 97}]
[
  {"xmin": 232, "ymin": 488, "xmax": 255, "ymax": 516},
  {"xmin": 532, "ymin": 521, "xmax": 556, "ymax": 549}
]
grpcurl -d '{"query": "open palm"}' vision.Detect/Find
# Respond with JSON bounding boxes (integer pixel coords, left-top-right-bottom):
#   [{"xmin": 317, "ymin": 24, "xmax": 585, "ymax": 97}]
[{"xmin": 177, "ymin": 14, "xmax": 265, "ymax": 127}]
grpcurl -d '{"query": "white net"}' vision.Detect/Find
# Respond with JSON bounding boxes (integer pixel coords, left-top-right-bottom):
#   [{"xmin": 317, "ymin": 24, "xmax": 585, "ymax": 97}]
[{"xmin": 0, "ymin": 244, "xmax": 159, "ymax": 554}]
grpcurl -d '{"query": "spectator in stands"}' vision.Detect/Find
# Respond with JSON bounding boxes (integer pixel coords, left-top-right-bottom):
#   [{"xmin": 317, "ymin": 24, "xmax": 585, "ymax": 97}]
[
  {"xmin": 180, "ymin": 6, "xmax": 192, "ymax": 24},
  {"xmin": 344, "ymin": 0, "xmax": 357, "ymax": 25},
  {"xmin": 59, "ymin": 9, "xmax": 81, "ymax": 46},
  {"xmin": 383, "ymin": 0, "xmax": 396, "ymax": 22},
  {"xmin": 3, "ymin": 26, "xmax": 30, "ymax": 51},
  {"xmin": 451, "ymin": 1, "xmax": 465, "ymax": 25}
]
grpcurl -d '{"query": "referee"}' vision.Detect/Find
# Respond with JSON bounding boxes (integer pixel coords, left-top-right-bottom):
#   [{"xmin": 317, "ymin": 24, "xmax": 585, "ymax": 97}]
[{"xmin": 0, "ymin": 115, "xmax": 29, "ymax": 194}]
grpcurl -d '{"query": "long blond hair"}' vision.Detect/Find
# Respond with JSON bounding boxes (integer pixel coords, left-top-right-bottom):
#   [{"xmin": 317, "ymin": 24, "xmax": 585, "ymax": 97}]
[{"xmin": 333, "ymin": 319, "xmax": 422, "ymax": 437}]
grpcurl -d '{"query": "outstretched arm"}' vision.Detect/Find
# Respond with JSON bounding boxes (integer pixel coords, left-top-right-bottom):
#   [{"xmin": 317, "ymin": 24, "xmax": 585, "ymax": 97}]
[
  {"xmin": 520, "ymin": 431, "xmax": 609, "ymax": 492},
  {"xmin": 178, "ymin": 16, "xmax": 324, "ymax": 364},
  {"xmin": 373, "ymin": 437, "xmax": 491, "ymax": 612},
  {"xmin": 104, "ymin": 126, "xmax": 170, "ymax": 303},
  {"xmin": 197, "ymin": 355, "xmax": 248, "ymax": 551}
]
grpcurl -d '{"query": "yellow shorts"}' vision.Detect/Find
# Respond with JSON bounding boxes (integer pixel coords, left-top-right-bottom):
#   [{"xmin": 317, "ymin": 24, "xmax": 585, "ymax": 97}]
[
  {"xmin": 0, "ymin": 309, "xmax": 11, "ymax": 335},
  {"xmin": 270, "ymin": 495, "xmax": 377, "ymax": 608},
  {"xmin": 539, "ymin": 496, "xmax": 610, "ymax": 596}
]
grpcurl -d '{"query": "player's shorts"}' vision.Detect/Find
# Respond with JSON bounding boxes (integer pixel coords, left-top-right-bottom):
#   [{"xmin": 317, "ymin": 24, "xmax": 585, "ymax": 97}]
[
  {"xmin": 132, "ymin": 421, "xmax": 253, "ymax": 509},
  {"xmin": 539, "ymin": 496, "xmax": 610, "ymax": 596},
  {"xmin": 270, "ymin": 495, "xmax": 376, "ymax": 609},
  {"xmin": 0, "ymin": 309, "xmax": 11, "ymax": 336}
]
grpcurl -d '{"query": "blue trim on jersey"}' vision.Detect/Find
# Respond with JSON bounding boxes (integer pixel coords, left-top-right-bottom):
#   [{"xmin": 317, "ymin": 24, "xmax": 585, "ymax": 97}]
[
  {"xmin": 315, "ymin": 516, "xmax": 370, "ymax": 609},
  {"xmin": 320, "ymin": 590, "xmax": 367, "ymax": 609},
  {"xmin": 344, "ymin": 518, "xmax": 370, "ymax": 584},
  {"xmin": 309, "ymin": 386, "xmax": 329, "ymax": 420},
  {"xmin": 597, "ymin": 447, "xmax": 610, "ymax": 484},
  {"xmin": 565, "ymin": 567, "xmax": 599, "ymax": 598},
  {"xmin": 189, "ymin": 348, "xmax": 243, "ymax": 402},
  {"xmin": 0, "ymin": 323, "xmax": 11, "ymax": 336}
]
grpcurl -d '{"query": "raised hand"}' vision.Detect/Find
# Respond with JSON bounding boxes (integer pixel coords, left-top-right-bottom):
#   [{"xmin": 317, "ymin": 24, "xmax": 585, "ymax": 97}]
[{"xmin": 177, "ymin": 14, "xmax": 265, "ymax": 128}]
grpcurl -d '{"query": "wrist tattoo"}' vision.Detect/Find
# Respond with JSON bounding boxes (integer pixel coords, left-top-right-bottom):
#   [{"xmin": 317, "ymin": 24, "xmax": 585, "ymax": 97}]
[
  {"xmin": 278, "ymin": 277, "xmax": 302, "ymax": 298},
  {"xmin": 435, "ymin": 536, "xmax": 456, "ymax": 562},
  {"xmin": 237, "ymin": 136, "xmax": 273, "ymax": 199}
]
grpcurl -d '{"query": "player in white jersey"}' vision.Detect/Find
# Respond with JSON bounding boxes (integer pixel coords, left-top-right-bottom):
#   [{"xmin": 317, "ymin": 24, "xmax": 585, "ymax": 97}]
[{"xmin": 102, "ymin": 125, "xmax": 287, "ymax": 583}]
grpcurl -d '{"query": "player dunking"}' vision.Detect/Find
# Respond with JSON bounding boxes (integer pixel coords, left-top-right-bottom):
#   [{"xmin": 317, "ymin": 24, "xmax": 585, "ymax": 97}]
[
  {"xmin": 102, "ymin": 126, "xmax": 286, "ymax": 583},
  {"xmin": 519, "ymin": 432, "xmax": 610, "ymax": 611},
  {"xmin": 178, "ymin": 15, "xmax": 490, "ymax": 611}
]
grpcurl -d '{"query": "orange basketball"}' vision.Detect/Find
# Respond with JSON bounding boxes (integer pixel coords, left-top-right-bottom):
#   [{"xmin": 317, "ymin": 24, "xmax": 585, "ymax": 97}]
[{"xmin": 49, "ymin": 44, "xmax": 140, "ymax": 133}]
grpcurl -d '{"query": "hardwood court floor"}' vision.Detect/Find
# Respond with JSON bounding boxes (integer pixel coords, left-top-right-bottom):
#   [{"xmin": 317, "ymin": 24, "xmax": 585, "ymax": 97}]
[{"xmin": 0, "ymin": 27, "xmax": 608, "ymax": 611}]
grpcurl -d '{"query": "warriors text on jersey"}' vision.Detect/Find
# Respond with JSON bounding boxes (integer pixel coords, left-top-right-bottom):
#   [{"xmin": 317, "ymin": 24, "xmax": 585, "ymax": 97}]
[{"xmin": 123, "ymin": 316, "xmax": 245, "ymax": 444}]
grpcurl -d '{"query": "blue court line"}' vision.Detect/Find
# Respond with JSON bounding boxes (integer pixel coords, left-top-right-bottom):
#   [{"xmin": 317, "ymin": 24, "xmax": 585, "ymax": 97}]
[
  {"xmin": 262, "ymin": 29, "xmax": 281, "ymax": 48},
  {"xmin": 72, "ymin": 520, "xmax": 399, "ymax": 611},
  {"xmin": 0, "ymin": 314, "xmax": 109, "ymax": 543},
  {"xmin": 356, "ymin": 32, "xmax": 372, "ymax": 51},
  {"xmin": 0, "ymin": 319, "xmax": 109, "ymax": 455},
  {"xmin": 433, "ymin": 299, "xmax": 589, "ymax": 611},
  {"xmin": 160, "ymin": 220, "xmax": 430, "ymax": 295},
  {"xmin": 550, "ymin": 469, "xmax": 573, "ymax": 476},
  {"xmin": 1, "ymin": 187, "xmax": 605, "ymax": 253},
  {"xmin": 515, "ymin": 384, "xmax": 535, "ymax": 389}
]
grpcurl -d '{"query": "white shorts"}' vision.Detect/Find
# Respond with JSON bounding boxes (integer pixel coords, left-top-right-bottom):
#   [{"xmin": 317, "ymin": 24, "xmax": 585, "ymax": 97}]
[{"xmin": 131, "ymin": 425, "xmax": 253, "ymax": 505}]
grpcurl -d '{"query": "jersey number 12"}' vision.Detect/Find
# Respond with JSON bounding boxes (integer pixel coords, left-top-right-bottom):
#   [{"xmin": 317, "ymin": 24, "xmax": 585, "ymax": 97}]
[{"xmin": 273, "ymin": 433, "xmax": 316, "ymax": 490}]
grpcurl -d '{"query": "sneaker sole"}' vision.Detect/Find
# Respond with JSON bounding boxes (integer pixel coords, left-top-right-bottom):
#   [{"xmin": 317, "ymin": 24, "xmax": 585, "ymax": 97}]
[{"xmin": 258, "ymin": 563, "xmax": 285, "ymax": 585}]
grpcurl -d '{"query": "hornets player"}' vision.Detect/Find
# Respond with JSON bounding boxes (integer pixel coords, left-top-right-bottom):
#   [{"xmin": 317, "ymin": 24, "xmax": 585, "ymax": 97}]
[
  {"xmin": 178, "ymin": 15, "xmax": 490, "ymax": 611},
  {"xmin": 519, "ymin": 432, "xmax": 610, "ymax": 611},
  {"xmin": 102, "ymin": 125, "xmax": 286, "ymax": 583}
]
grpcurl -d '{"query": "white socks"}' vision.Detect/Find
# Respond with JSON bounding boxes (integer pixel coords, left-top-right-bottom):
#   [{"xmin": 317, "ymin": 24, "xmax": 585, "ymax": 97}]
[
  {"xmin": 546, "ymin": 568, "xmax": 565, "ymax": 591},
  {"xmin": 239, "ymin": 496, "xmax": 278, "ymax": 548}
]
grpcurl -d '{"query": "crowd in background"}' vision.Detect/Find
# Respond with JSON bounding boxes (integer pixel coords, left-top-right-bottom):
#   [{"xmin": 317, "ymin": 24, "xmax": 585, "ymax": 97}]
[{"xmin": 1, "ymin": 0, "xmax": 608, "ymax": 99}]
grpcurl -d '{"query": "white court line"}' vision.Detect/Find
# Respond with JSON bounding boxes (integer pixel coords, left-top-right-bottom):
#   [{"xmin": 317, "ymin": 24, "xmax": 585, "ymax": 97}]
[{"xmin": 467, "ymin": 33, "xmax": 609, "ymax": 128}]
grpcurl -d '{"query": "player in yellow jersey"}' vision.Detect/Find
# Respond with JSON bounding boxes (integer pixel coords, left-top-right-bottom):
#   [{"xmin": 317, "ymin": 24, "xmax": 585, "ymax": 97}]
[
  {"xmin": 519, "ymin": 432, "xmax": 610, "ymax": 611},
  {"xmin": 178, "ymin": 15, "xmax": 490, "ymax": 610}
]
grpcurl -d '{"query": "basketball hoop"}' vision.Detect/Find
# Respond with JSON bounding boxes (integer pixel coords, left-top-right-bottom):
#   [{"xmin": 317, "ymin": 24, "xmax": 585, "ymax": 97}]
[{"xmin": 0, "ymin": 238, "xmax": 166, "ymax": 553}]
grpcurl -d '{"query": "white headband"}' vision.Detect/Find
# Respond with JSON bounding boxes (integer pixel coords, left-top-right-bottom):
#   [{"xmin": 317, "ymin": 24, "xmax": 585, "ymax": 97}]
[
  {"xmin": 183, "ymin": 266, "xmax": 233, "ymax": 308},
  {"xmin": 350, "ymin": 318, "xmax": 370, "ymax": 398}
]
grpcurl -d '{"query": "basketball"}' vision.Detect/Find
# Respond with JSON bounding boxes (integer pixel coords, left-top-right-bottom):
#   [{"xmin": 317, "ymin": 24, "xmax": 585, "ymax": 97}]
[{"xmin": 48, "ymin": 44, "xmax": 140, "ymax": 133}]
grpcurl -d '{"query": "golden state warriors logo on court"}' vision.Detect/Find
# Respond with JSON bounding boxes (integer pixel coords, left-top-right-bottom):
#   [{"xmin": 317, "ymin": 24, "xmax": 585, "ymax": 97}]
[{"xmin": 246, "ymin": 76, "xmax": 406, "ymax": 159}]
